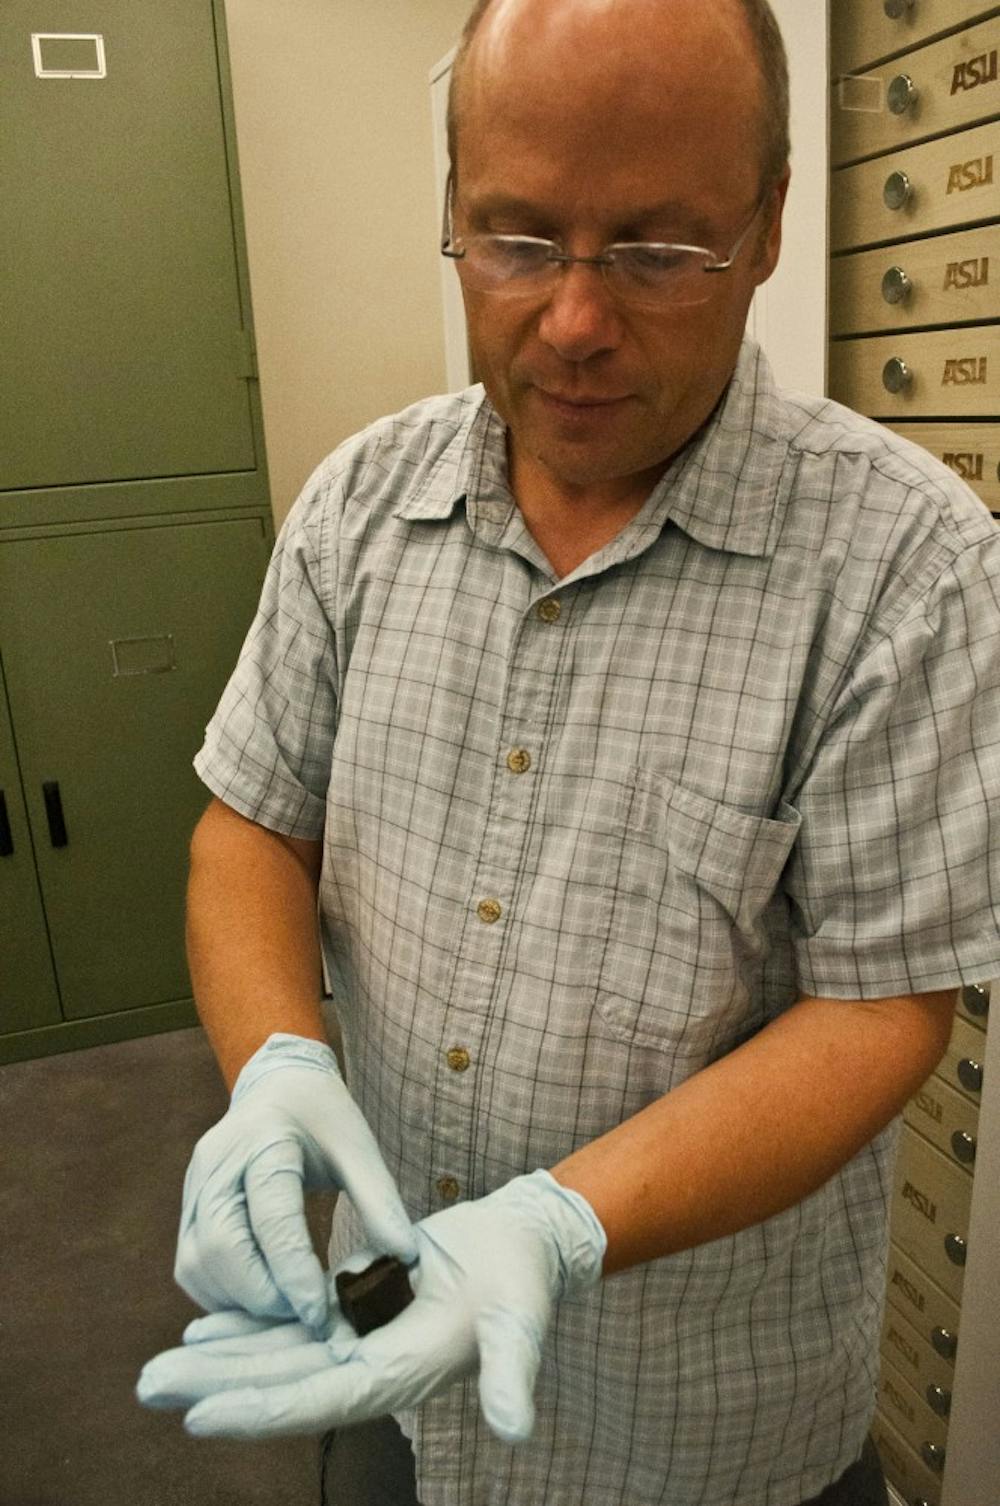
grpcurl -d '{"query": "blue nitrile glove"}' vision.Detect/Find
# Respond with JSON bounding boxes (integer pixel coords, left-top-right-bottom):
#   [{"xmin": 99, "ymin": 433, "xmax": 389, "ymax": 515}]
[
  {"xmin": 174, "ymin": 1033, "xmax": 417, "ymax": 1334},
  {"xmin": 140, "ymin": 1168, "xmax": 607, "ymax": 1443}
]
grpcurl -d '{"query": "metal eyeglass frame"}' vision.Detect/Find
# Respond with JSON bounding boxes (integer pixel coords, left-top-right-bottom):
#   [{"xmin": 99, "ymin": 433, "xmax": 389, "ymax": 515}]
[{"xmin": 439, "ymin": 170, "xmax": 769, "ymax": 296}]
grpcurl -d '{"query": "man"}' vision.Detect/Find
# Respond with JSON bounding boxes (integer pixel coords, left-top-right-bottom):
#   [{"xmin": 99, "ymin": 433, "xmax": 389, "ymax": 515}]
[{"xmin": 137, "ymin": 0, "xmax": 1000, "ymax": 1502}]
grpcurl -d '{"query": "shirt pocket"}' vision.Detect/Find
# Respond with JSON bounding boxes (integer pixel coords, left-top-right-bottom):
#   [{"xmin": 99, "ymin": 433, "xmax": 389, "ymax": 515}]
[{"xmin": 594, "ymin": 769, "xmax": 801, "ymax": 1059}]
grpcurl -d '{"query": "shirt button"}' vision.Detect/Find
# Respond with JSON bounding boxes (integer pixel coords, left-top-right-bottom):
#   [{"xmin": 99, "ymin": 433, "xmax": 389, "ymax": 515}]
[
  {"xmin": 446, "ymin": 1046, "xmax": 471, "ymax": 1072},
  {"xmin": 476, "ymin": 897, "xmax": 502, "ymax": 923},
  {"xmin": 437, "ymin": 1176, "xmax": 461, "ymax": 1201},
  {"xmin": 537, "ymin": 598, "xmax": 561, "ymax": 623},
  {"xmin": 506, "ymin": 747, "xmax": 532, "ymax": 774}
]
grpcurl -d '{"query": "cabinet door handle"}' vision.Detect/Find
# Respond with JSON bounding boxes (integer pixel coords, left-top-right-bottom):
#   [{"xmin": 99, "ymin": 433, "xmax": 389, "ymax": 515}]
[
  {"xmin": 42, "ymin": 781, "xmax": 69, "ymax": 848},
  {"xmin": 0, "ymin": 790, "xmax": 13, "ymax": 856}
]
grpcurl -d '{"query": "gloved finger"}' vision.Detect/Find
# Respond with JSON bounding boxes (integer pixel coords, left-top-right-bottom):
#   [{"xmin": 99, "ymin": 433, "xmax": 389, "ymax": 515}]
[
  {"xmin": 137, "ymin": 1335, "xmax": 333, "ymax": 1412},
  {"xmin": 315, "ymin": 1118, "xmax": 419, "ymax": 1265},
  {"xmin": 320, "ymin": 1304, "xmax": 365, "ymax": 1364},
  {"xmin": 474, "ymin": 1308, "xmax": 543, "ymax": 1444},
  {"xmin": 176, "ymin": 1186, "xmax": 298, "ymax": 1322},
  {"xmin": 183, "ymin": 1356, "xmax": 393, "ymax": 1438},
  {"xmin": 184, "ymin": 1316, "xmax": 315, "ymax": 1355},
  {"xmin": 337, "ymin": 1167, "xmax": 419, "ymax": 1268},
  {"xmin": 184, "ymin": 1311, "xmax": 282, "ymax": 1344},
  {"xmin": 244, "ymin": 1144, "xmax": 330, "ymax": 1333}
]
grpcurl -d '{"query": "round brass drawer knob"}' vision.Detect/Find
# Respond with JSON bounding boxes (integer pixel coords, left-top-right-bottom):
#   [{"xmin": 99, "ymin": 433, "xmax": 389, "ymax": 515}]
[
  {"xmin": 958, "ymin": 1056, "xmax": 983, "ymax": 1093},
  {"xmin": 888, "ymin": 73, "xmax": 919, "ymax": 115},
  {"xmin": 881, "ymin": 266, "xmax": 912, "ymax": 305},
  {"xmin": 931, "ymin": 1326, "xmax": 957, "ymax": 1361},
  {"xmin": 944, "ymin": 1232, "xmax": 967, "ymax": 1267},
  {"xmin": 883, "ymin": 170, "xmax": 913, "ymax": 210},
  {"xmin": 882, "ymin": 357, "xmax": 912, "ymax": 394},
  {"xmin": 884, "ymin": 0, "xmax": 914, "ymax": 16},
  {"xmin": 920, "ymin": 1441, "xmax": 946, "ymax": 1474},
  {"xmin": 926, "ymin": 1384, "xmax": 952, "ymax": 1418},
  {"xmin": 961, "ymin": 982, "xmax": 990, "ymax": 1017}
]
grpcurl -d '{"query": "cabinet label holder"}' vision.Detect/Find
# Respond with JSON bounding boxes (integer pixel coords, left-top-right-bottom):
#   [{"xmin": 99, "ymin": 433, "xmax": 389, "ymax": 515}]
[
  {"xmin": 31, "ymin": 34, "xmax": 106, "ymax": 80},
  {"xmin": 110, "ymin": 635, "xmax": 176, "ymax": 678}
]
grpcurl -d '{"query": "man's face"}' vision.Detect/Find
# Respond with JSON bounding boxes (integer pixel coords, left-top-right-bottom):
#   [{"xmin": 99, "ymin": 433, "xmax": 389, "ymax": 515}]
[{"xmin": 452, "ymin": 0, "xmax": 787, "ymax": 501}]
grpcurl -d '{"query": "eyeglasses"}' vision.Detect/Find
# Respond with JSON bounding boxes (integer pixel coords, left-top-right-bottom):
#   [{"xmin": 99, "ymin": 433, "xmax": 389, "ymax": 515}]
[{"xmin": 440, "ymin": 175, "xmax": 768, "ymax": 310}]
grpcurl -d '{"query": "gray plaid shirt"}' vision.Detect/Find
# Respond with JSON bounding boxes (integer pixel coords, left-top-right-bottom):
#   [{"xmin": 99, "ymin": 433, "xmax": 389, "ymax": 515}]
[{"xmin": 196, "ymin": 340, "xmax": 1000, "ymax": 1504}]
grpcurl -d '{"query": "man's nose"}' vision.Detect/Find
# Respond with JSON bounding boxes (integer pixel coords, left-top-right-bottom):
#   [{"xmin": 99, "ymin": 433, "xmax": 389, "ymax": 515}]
[{"xmin": 536, "ymin": 262, "xmax": 625, "ymax": 363}]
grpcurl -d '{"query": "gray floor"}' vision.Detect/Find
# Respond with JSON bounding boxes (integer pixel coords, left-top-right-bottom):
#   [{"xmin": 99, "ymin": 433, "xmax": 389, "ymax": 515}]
[{"xmin": 0, "ymin": 1024, "xmax": 337, "ymax": 1506}]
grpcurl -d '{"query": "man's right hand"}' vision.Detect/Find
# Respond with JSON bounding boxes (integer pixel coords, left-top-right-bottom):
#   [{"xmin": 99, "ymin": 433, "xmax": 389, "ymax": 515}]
[{"xmin": 174, "ymin": 1033, "xmax": 418, "ymax": 1334}]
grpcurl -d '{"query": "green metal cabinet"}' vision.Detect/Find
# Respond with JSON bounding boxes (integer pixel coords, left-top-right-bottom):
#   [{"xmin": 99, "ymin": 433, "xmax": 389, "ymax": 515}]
[
  {"xmin": 0, "ymin": 0, "xmax": 273, "ymax": 1060},
  {"xmin": 0, "ymin": 520, "xmax": 269, "ymax": 1052},
  {"xmin": 0, "ymin": 678, "xmax": 63, "ymax": 1034},
  {"xmin": 0, "ymin": 0, "xmax": 257, "ymax": 497}
]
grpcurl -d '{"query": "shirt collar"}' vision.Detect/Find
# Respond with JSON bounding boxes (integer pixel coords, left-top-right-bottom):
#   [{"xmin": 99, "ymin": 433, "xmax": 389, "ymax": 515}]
[
  {"xmin": 395, "ymin": 339, "xmax": 790, "ymax": 560},
  {"xmin": 648, "ymin": 339, "xmax": 790, "ymax": 559}
]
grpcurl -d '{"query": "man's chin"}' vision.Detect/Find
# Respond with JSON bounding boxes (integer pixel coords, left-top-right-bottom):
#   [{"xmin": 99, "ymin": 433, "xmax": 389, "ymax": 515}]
[{"xmin": 514, "ymin": 427, "xmax": 672, "ymax": 497}]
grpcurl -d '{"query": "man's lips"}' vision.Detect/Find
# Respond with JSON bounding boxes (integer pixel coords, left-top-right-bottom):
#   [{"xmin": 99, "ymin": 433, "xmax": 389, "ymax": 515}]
[{"xmin": 535, "ymin": 387, "xmax": 631, "ymax": 409}]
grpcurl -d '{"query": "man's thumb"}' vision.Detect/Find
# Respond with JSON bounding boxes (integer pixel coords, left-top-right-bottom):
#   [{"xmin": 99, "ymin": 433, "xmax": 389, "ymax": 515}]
[{"xmin": 474, "ymin": 1307, "xmax": 543, "ymax": 1444}]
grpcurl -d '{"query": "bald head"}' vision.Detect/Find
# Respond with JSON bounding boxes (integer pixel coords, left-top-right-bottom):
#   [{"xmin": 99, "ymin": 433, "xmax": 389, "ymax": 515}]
[{"xmin": 447, "ymin": 0, "xmax": 789, "ymax": 195}]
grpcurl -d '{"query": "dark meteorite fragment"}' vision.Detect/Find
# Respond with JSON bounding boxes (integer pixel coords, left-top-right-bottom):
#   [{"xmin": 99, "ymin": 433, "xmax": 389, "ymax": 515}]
[{"xmin": 335, "ymin": 1255, "xmax": 415, "ymax": 1335}]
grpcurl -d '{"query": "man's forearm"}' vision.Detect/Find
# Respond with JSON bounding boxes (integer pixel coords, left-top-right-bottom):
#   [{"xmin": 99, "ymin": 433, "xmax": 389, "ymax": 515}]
[
  {"xmin": 186, "ymin": 798, "xmax": 327, "ymax": 1091},
  {"xmin": 551, "ymin": 989, "xmax": 957, "ymax": 1276}
]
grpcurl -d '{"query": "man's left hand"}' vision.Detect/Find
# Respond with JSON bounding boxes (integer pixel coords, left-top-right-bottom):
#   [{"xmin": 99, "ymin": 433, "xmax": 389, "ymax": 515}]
[{"xmin": 137, "ymin": 1169, "xmax": 606, "ymax": 1443}]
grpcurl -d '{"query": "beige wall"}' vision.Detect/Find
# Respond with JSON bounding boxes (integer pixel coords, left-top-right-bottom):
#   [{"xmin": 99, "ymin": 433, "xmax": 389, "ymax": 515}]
[{"xmin": 223, "ymin": 0, "xmax": 471, "ymax": 526}]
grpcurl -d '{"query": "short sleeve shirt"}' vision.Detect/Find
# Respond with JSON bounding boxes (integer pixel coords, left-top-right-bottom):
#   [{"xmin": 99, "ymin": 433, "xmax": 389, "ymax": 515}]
[{"xmin": 195, "ymin": 340, "xmax": 1000, "ymax": 1505}]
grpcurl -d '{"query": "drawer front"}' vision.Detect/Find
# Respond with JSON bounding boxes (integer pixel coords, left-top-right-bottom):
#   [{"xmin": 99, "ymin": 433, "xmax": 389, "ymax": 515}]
[
  {"xmin": 833, "ymin": 1, "xmax": 1000, "ymax": 78},
  {"xmin": 833, "ymin": 18, "xmax": 1000, "ymax": 164},
  {"xmin": 904, "ymin": 1068, "xmax": 979, "ymax": 1172},
  {"xmin": 828, "ymin": 326, "xmax": 1000, "ymax": 416},
  {"xmin": 939, "ymin": 1010, "xmax": 988, "ymax": 1103},
  {"xmin": 830, "ymin": 120, "xmax": 1000, "ymax": 249},
  {"xmin": 885, "ymin": 1241, "xmax": 961, "ymax": 1360},
  {"xmin": 891, "ymin": 1126, "xmax": 971, "ymax": 1302},
  {"xmin": 829, "ymin": 223, "xmax": 1000, "ymax": 333},
  {"xmin": 878, "ymin": 1356, "xmax": 949, "ymax": 1458},
  {"xmin": 871, "ymin": 1409, "xmax": 944, "ymax": 1506},
  {"xmin": 882, "ymin": 1303, "xmax": 957, "ymax": 1410},
  {"xmin": 883, "ymin": 422, "xmax": 1000, "ymax": 511}
]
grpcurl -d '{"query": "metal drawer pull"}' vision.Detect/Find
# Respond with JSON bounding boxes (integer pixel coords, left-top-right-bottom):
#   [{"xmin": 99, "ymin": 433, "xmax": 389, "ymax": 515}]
[
  {"xmin": 957, "ymin": 1056, "xmax": 983, "ymax": 1093},
  {"xmin": 884, "ymin": 170, "xmax": 913, "ymax": 210},
  {"xmin": 888, "ymin": 73, "xmax": 919, "ymax": 115},
  {"xmin": 944, "ymin": 1232, "xmax": 967, "ymax": 1267},
  {"xmin": 42, "ymin": 781, "xmax": 68, "ymax": 848},
  {"xmin": 961, "ymin": 982, "xmax": 990, "ymax": 1017},
  {"xmin": 950, "ymin": 1129, "xmax": 976, "ymax": 1166},
  {"xmin": 0, "ymin": 790, "xmax": 13, "ymax": 857},
  {"xmin": 882, "ymin": 357, "xmax": 912, "ymax": 393},
  {"xmin": 926, "ymin": 1383, "xmax": 952, "ymax": 1418},
  {"xmin": 881, "ymin": 266, "xmax": 912, "ymax": 305},
  {"xmin": 884, "ymin": 0, "xmax": 915, "ymax": 16},
  {"xmin": 921, "ymin": 1441, "xmax": 946, "ymax": 1473},
  {"xmin": 931, "ymin": 1326, "xmax": 957, "ymax": 1361}
]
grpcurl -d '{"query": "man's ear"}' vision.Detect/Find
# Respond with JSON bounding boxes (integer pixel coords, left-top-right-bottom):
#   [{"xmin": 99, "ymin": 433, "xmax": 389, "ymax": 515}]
[{"xmin": 754, "ymin": 166, "xmax": 791, "ymax": 285}]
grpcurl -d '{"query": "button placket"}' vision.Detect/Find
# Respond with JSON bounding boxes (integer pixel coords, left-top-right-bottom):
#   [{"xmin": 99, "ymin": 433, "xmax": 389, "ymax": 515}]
[{"xmin": 435, "ymin": 590, "xmax": 571, "ymax": 1199}]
